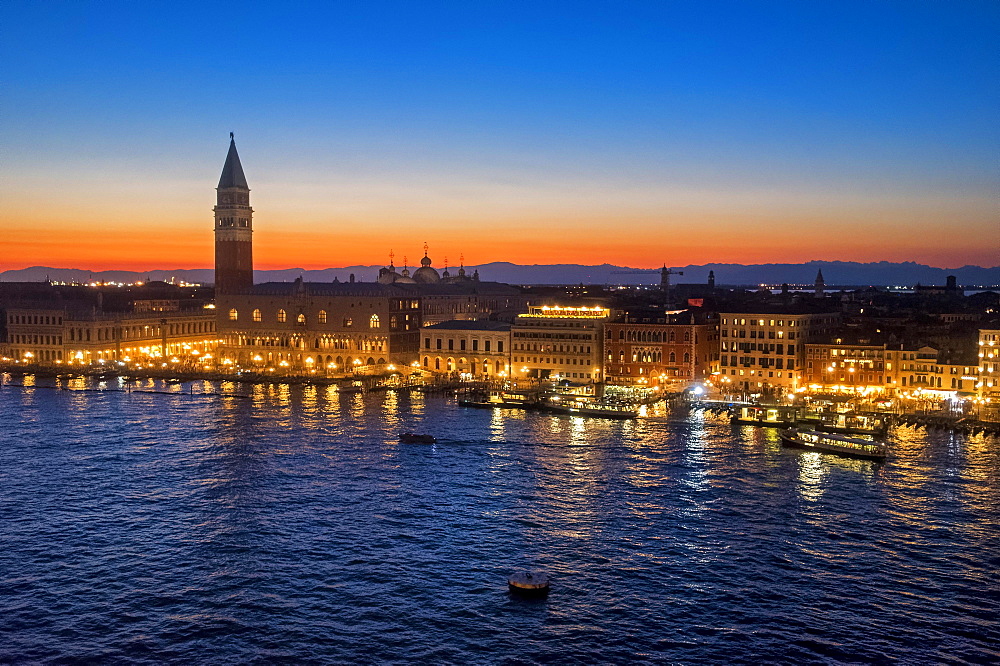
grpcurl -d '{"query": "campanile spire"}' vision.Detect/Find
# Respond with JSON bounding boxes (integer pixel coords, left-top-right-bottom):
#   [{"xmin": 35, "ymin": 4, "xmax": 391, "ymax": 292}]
[{"xmin": 214, "ymin": 134, "xmax": 253, "ymax": 294}]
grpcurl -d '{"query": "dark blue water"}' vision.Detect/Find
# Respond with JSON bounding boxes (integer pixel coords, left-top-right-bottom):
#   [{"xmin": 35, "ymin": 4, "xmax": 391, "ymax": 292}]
[{"xmin": 1, "ymin": 375, "xmax": 998, "ymax": 664}]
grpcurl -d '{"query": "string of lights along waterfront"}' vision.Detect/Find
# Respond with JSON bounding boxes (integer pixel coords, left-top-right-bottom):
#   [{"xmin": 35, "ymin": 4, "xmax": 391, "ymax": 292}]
[{"xmin": 1, "ymin": 376, "xmax": 998, "ymax": 664}]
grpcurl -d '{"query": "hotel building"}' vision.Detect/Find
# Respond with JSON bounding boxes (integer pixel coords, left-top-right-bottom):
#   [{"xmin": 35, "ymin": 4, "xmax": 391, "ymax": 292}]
[
  {"xmin": 604, "ymin": 320, "xmax": 717, "ymax": 387},
  {"xmin": 510, "ymin": 306, "xmax": 610, "ymax": 383},
  {"xmin": 718, "ymin": 311, "xmax": 841, "ymax": 393}
]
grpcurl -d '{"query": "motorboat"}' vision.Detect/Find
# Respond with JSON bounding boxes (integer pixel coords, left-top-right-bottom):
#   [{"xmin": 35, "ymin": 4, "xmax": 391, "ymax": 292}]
[
  {"xmin": 779, "ymin": 427, "xmax": 887, "ymax": 461},
  {"xmin": 399, "ymin": 432, "xmax": 436, "ymax": 444},
  {"xmin": 542, "ymin": 398, "xmax": 637, "ymax": 419}
]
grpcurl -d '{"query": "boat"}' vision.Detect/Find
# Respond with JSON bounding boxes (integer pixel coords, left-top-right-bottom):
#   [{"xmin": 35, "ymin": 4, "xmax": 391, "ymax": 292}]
[
  {"xmin": 458, "ymin": 397, "xmax": 539, "ymax": 410},
  {"xmin": 399, "ymin": 432, "xmax": 437, "ymax": 444},
  {"xmin": 542, "ymin": 399, "xmax": 637, "ymax": 419},
  {"xmin": 731, "ymin": 405, "xmax": 799, "ymax": 427},
  {"xmin": 814, "ymin": 412, "xmax": 889, "ymax": 438},
  {"xmin": 779, "ymin": 428, "xmax": 887, "ymax": 461}
]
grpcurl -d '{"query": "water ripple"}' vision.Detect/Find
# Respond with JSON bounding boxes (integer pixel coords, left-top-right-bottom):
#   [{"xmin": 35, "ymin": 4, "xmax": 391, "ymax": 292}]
[{"xmin": 1, "ymin": 377, "xmax": 998, "ymax": 663}]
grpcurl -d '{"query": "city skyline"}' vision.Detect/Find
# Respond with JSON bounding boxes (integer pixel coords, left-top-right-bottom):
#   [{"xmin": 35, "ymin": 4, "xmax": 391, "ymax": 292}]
[{"xmin": 3, "ymin": 2, "xmax": 998, "ymax": 271}]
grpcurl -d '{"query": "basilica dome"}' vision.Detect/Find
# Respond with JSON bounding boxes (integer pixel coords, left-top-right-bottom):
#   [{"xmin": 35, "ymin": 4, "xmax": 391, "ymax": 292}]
[{"xmin": 412, "ymin": 254, "xmax": 440, "ymax": 283}]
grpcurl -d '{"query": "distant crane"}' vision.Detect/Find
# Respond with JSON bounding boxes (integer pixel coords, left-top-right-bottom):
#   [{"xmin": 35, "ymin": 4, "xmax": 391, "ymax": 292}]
[{"xmin": 610, "ymin": 265, "xmax": 684, "ymax": 304}]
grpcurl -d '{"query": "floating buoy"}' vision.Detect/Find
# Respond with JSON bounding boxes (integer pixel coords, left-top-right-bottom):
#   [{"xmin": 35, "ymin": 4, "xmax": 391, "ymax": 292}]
[{"xmin": 508, "ymin": 571, "xmax": 550, "ymax": 596}]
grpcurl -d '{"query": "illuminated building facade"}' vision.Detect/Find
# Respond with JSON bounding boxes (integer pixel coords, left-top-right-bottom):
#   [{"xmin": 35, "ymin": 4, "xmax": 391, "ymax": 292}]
[
  {"xmin": 5, "ymin": 307, "xmax": 218, "ymax": 365},
  {"xmin": 510, "ymin": 306, "xmax": 609, "ymax": 382},
  {"xmin": 420, "ymin": 320, "xmax": 510, "ymax": 376},
  {"xmin": 217, "ymin": 280, "xmax": 421, "ymax": 372},
  {"xmin": 718, "ymin": 312, "xmax": 840, "ymax": 393},
  {"xmin": 604, "ymin": 322, "xmax": 716, "ymax": 387},
  {"xmin": 211, "ymin": 138, "xmax": 526, "ymax": 374},
  {"xmin": 978, "ymin": 329, "xmax": 1000, "ymax": 415},
  {"xmin": 804, "ymin": 342, "xmax": 979, "ymax": 397}
]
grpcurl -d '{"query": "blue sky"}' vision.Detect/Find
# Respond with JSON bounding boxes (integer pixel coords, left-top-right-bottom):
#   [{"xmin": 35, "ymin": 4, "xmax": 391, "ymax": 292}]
[{"xmin": 2, "ymin": 1, "xmax": 998, "ymax": 269}]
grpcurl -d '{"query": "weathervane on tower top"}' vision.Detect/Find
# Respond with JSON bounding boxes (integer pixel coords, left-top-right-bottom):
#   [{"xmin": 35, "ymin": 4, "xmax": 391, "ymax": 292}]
[{"xmin": 230, "ymin": 132, "xmax": 234, "ymax": 140}]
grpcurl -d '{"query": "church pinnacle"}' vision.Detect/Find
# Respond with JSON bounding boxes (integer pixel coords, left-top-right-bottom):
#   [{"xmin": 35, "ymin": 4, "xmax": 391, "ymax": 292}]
[{"xmin": 218, "ymin": 133, "xmax": 249, "ymax": 190}]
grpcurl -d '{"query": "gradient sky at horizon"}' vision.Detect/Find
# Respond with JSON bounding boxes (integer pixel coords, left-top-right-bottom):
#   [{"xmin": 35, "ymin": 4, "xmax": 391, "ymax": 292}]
[{"xmin": 2, "ymin": 1, "xmax": 998, "ymax": 271}]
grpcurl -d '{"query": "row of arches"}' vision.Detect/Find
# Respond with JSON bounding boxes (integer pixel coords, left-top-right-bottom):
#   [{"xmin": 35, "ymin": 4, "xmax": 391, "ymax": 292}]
[
  {"xmin": 422, "ymin": 356, "xmax": 505, "ymax": 375},
  {"xmin": 615, "ymin": 351, "xmax": 690, "ymax": 364},
  {"xmin": 229, "ymin": 309, "xmax": 381, "ymax": 328},
  {"xmin": 235, "ymin": 352, "xmax": 388, "ymax": 368},
  {"xmin": 615, "ymin": 330, "xmax": 692, "ymax": 343}
]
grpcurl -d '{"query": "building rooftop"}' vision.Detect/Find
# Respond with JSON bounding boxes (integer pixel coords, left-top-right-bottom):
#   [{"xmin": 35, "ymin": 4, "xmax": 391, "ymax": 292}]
[
  {"xmin": 248, "ymin": 280, "xmax": 520, "ymax": 298},
  {"xmin": 424, "ymin": 320, "xmax": 511, "ymax": 332}
]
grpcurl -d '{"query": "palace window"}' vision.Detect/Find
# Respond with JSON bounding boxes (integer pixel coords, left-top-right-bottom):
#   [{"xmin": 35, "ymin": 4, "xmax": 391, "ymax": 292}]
[
  {"xmin": 370, "ymin": 314, "xmax": 380, "ymax": 328},
  {"xmin": 297, "ymin": 313, "xmax": 306, "ymax": 324},
  {"xmin": 229, "ymin": 309, "xmax": 238, "ymax": 321},
  {"xmin": 252, "ymin": 309, "xmax": 262, "ymax": 322},
  {"xmin": 318, "ymin": 310, "xmax": 328, "ymax": 324},
  {"xmin": 278, "ymin": 309, "xmax": 287, "ymax": 323}
]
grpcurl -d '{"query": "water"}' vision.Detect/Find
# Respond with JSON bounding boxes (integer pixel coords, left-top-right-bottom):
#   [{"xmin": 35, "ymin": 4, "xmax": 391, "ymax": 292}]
[{"xmin": 1, "ymin": 376, "xmax": 998, "ymax": 664}]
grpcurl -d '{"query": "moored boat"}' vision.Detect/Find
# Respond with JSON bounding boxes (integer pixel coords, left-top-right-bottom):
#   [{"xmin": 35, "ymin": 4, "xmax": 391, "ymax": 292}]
[
  {"xmin": 542, "ymin": 399, "xmax": 637, "ymax": 419},
  {"xmin": 779, "ymin": 428, "xmax": 887, "ymax": 461},
  {"xmin": 731, "ymin": 405, "xmax": 799, "ymax": 427}
]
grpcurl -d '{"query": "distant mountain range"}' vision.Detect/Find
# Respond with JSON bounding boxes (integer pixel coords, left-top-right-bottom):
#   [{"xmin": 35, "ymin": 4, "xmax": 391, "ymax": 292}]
[{"xmin": 2, "ymin": 261, "xmax": 998, "ymax": 288}]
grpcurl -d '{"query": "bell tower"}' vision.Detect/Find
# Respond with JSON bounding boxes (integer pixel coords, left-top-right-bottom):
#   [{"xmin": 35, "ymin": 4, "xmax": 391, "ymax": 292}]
[{"xmin": 214, "ymin": 133, "xmax": 253, "ymax": 294}]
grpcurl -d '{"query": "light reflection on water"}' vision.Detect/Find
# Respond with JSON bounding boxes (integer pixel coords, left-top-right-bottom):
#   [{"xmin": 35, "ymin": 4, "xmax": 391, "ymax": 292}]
[{"xmin": 0, "ymin": 374, "xmax": 998, "ymax": 664}]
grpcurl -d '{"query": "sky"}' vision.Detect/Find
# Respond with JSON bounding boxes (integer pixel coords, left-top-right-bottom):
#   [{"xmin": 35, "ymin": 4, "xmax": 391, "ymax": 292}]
[{"xmin": 2, "ymin": 1, "xmax": 998, "ymax": 271}]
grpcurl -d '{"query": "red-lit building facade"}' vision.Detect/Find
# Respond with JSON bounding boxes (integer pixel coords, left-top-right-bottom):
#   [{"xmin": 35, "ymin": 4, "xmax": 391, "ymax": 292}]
[{"xmin": 604, "ymin": 320, "xmax": 717, "ymax": 387}]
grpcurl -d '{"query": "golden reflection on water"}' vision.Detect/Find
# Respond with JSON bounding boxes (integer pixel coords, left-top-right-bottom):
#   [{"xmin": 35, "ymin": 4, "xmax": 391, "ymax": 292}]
[
  {"xmin": 381, "ymin": 390, "xmax": 400, "ymax": 431},
  {"xmin": 409, "ymin": 389, "xmax": 425, "ymax": 415},
  {"xmin": 348, "ymin": 393, "xmax": 366, "ymax": 420},
  {"xmin": 796, "ymin": 452, "xmax": 829, "ymax": 502},
  {"xmin": 301, "ymin": 384, "xmax": 319, "ymax": 419}
]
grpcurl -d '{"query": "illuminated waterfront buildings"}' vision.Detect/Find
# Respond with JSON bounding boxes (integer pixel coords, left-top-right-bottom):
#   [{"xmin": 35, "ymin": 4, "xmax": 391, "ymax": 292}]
[
  {"xmin": 211, "ymin": 137, "xmax": 526, "ymax": 374},
  {"xmin": 510, "ymin": 306, "xmax": 610, "ymax": 383},
  {"xmin": 604, "ymin": 317, "xmax": 718, "ymax": 387},
  {"xmin": 717, "ymin": 311, "xmax": 841, "ymax": 393},
  {"xmin": 420, "ymin": 320, "xmax": 511, "ymax": 376}
]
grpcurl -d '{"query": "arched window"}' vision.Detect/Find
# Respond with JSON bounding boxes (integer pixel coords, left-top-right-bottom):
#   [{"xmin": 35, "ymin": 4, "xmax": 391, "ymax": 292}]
[
  {"xmin": 297, "ymin": 313, "xmax": 306, "ymax": 324},
  {"xmin": 435, "ymin": 357, "xmax": 441, "ymax": 370},
  {"xmin": 669, "ymin": 331, "xmax": 675, "ymax": 342},
  {"xmin": 684, "ymin": 352, "xmax": 690, "ymax": 364},
  {"xmin": 229, "ymin": 308, "xmax": 238, "ymax": 321},
  {"xmin": 684, "ymin": 332, "xmax": 690, "ymax": 342},
  {"xmin": 252, "ymin": 309, "xmax": 262, "ymax": 322},
  {"xmin": 277, "ymin": 309, "xmax": 287, "ymax": 323},
  {"xmin": 669, "ymin": 352, "xmax": 676, "ymax": 363},
  {"xmin": 344, "ymin": 317, "xmax": 353, "ymax": 327},
  {"xmin": 318, "ymin": 310, "xmax": 328, "ymax": 324},
  {"xmin": 370, "ymin": 314, "xmax": 380, "ymax": 328}
]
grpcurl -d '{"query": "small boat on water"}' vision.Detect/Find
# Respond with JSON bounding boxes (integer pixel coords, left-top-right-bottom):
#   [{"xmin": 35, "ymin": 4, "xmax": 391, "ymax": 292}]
[
  {"xmin": 399, "ymin": 432, "xmax": 437, "ymax": 444},
  {"xmin": 779, "ymin": 428, "xmax": 887, "ymax": 461}
]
